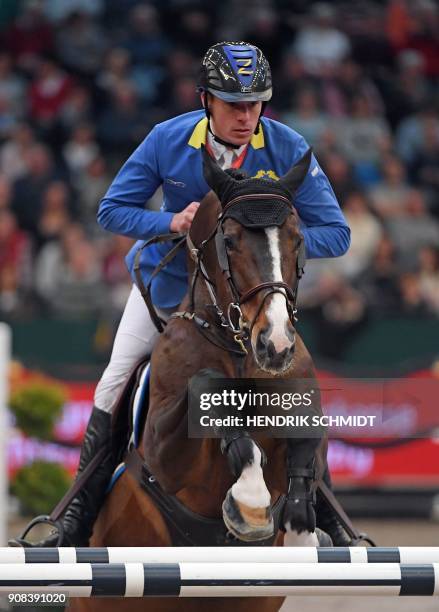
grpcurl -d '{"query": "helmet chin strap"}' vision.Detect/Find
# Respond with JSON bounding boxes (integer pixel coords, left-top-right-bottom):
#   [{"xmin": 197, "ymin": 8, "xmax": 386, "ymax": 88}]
[{"xmin": 208, "ymin": 121, "xmax": 242, "ymax": 150}]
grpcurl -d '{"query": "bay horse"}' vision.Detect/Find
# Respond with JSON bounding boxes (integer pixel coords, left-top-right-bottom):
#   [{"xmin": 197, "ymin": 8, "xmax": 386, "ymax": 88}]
[{"xmin": 72, "ymin": 148, "xmax": 328, "ymax": 612}]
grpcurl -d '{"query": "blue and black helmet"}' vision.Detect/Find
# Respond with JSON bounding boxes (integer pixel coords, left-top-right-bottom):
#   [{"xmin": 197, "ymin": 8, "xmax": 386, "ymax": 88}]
[{"xmin": 198, "ymin": 42, "xmax": 272, "ymax": 103}]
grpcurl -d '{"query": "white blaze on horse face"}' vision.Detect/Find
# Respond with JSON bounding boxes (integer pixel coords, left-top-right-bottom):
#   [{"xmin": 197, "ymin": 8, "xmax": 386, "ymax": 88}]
[
  {"xmin": 264, "ymin": 227, "xmax": 293, "ymax": 353},
  {"xmin": 231, "ymin": 443, "xmax": 271, "ymax": 509}
]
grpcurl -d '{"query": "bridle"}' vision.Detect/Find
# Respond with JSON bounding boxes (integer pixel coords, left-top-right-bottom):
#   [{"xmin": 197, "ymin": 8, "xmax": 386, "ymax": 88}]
[{"xmin": 185, "ymin": 191, "xmax": 306, "ymax": 353}]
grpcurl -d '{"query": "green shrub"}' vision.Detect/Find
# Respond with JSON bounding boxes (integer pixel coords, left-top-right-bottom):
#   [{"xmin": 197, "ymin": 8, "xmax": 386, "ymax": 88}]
[
  {"xmin": 11, "ymin": 461, "xmax": 72, "ymax": 516},
  {"xmin": 9, "ymin": 381, "xmax": 66, "ymax": 439}
]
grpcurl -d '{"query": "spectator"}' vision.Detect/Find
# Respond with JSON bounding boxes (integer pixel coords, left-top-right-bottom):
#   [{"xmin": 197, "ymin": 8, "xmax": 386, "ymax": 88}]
[
  {"xmin": 59, "ymin": 85, "xmax": 95, "ymax": 133},
  {"xmin": 0, "ymin": 208, "xmax": 32, "ymax": 314},
  {"xmin": 35, "ymin": 223, "xmax": 107, "ymax": 318},
  {"xmin": 281, "ymin": 87, "xmax": 328, "ymax": 147},
  {"xmin": 97, "ymin": 47, "xmax": 162, "ymax": 106},
  {"xmin": 369, "ymin": 154, "xmax": 411, "ymax": 218},
  {"xmin": 396, "ymin": 104, "xmax": 439, "ymax": 165},
  {"xmin": 385, "ymin": 50, "xmax": 433, "ymax": 128},
  {"xmin": 357, "ymin": 235, "xmax": 400, "ymax": 313},
  {"xmin": 29, "ymin": 56, "xmax": 72, "ymax": 139},
  {"xmin": 63, "ymin": 123, "xmax": 100, "ymax": 178},
  {"xmin": 323, "ymin": 58, "xmax": 384, "ymax": 118},
  {"xmin": 332, "ymin": 191, "xmax": 383, "ymax": 281},
  {"xmin": 243, "ymin": 7, "xmax": 285, "ymax": 69},
  {"xmin": 97, "ymin": 82, "xmax": 150, "ymax": 159},
  {"xmin": 36, "ymin": 181, "xmax": 73, "ymax": 249},
  {"xmin": 410, "ymin": 113, "xmax": 439, "ymax": 201},
  {"xmin": 0, "ymin": 123, "xmax": 36, "ymax": 181},
  {"xmin": 167, "ymin": 76, "xmax": 200, "ymax": 117},
  {"xmin": 0, "ymin": 52, "xmax": 27, "ymax": 120},
  {"xmin": 394, "ymin": 1, "xmax": 439, "ymax": 78},
  {"xmin": 273, "ymin": 53, "xmax": 317, "ymax": 113},
  {"xmin": 43, "ymin": 0, "xmax": 104, "ymax": 24},
  {"xmin": 76, "ymin": 155, "xmax": 111, "ymax": 228},
  {"xmin": 55, "ymin": 10, "xmax": 108, "ymax": 78},
  {"xmin": 0, "ymin": 176, "xmax": 12, "ymax": 211},
  {"xmin": 102, "ymin": 235, "xmax": 134, "ymax": 313},
  {"xmin": 12, "ymin": 144, "xmax": 57, "ymax": 234},
  {"xmin": 120, "ymin": 4, "xmax": 170, "ymax": 67},
  {"xmin": 3, "ymin": 1, "xmax": 54, "ymax": 72},
  {"xmin": 314, "ymin": 272, "xmax": 368, "ymax": 359},
  {"xmin": 96, "ymin": 47, "xmax": 134, "ymax": 99},
  {"xmin": 398, "ymin": 272, "xmax": 430, "ymax": 317},
  {"xmin": 335, "ymin": 94, "xmax": 391, "ymax": 185},
  {"xmin": 386, "ymin": 189, "xmax": 439, "ymax": 269},
  {"xmin": 292, "ymin": 3, "xmax": 351, "ymax": 77},
  {"xmin": 320, "ymin": 152, "xmax": 357, "ymax": 205},
  {"xmin": 172, "ymin": 8, "xmax": 213, "ymax": 57}
]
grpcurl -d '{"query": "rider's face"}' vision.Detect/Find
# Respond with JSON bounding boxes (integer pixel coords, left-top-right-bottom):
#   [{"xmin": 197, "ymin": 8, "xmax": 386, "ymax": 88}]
[{"xmin": 207, "ymin": 95, "xmax": 262, "ymax": 146}]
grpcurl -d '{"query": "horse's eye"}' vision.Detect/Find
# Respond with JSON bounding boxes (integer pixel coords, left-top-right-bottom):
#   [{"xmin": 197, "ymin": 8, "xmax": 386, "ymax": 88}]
[{"xmin": 224, "ymin": 235, "xmax": 235, "ymax": 251}]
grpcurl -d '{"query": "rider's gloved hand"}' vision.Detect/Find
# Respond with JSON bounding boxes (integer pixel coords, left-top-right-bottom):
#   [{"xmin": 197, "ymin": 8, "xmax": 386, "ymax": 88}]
[{"xmin": 170, "ymin": 202, "xmax": 200, "ymax": 232}]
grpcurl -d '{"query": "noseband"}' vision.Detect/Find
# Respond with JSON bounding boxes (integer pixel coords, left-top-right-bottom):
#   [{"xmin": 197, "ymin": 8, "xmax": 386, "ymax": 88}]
[{"xmin": 186, "ymin": 192, "xmax": 306, "ymax": 353}]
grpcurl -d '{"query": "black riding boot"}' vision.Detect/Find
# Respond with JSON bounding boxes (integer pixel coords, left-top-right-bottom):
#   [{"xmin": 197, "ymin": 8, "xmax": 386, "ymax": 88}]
[
  {"xmin": 10, "ymin": 407, "xmax": 115, "ymax": 547},
  {"xmin": 315, "ymin": 466, "xmax": 352, "ymax": 546}
]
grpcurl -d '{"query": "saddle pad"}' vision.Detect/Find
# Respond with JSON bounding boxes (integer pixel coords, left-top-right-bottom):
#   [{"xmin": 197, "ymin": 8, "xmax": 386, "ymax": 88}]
[{"xmin": 107, "ymin": 362, "xmax": 151, "ymax": 492}]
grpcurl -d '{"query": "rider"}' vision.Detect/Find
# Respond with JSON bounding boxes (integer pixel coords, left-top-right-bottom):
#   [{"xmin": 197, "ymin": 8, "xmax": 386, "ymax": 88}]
[{"xmin": 12, "ymin": 42, "xmax": 351, "ymax": 547}]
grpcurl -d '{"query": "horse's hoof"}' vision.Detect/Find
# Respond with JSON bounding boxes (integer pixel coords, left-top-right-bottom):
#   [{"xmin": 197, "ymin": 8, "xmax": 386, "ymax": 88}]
[
  {"xmin": 315, "ymin": 527, "xmax": 333, "ymax": 547},
  {"xmin": 222, "ymin": 489, "xmax": 274, "ymax": 542}
]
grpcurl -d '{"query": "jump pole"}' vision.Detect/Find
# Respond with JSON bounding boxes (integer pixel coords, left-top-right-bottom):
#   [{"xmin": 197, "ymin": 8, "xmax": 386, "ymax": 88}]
[
  {"xmin": 2, "ymin": 546, "xmax": 439, "ymax": 565},
  {"xmin": 0, "ymin": 562, "xmax": 437, "ymax": 597}
]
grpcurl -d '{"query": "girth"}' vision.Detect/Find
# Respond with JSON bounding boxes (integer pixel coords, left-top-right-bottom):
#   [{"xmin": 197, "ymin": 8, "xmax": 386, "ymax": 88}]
[{"xmin": 125, "ymin": 448, "xmax": 286, "ymax": 547}]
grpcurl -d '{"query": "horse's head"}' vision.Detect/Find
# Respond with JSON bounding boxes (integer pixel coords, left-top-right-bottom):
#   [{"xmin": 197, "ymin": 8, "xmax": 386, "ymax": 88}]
[{"xmin": 189, "ymin": 147, "xmax": 310, "ymax": 374}]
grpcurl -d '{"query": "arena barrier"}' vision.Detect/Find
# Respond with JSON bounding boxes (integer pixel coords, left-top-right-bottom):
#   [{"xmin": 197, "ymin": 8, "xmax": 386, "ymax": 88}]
[
  {"xmin": 2, "ymin": 546, "xmax": 439, "ymax": 565},
  {"xmin": 0, "ymin": 562, "xmax": 437, "ymax": 597}
]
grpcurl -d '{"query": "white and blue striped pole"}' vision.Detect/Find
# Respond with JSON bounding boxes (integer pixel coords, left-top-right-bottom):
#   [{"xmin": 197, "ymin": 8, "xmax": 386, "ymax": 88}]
[
  {"xmin": 2, "ymin": 546, "xmax": 439, "ymax": 565},
  {"xmin": 0, "ymin": 562, "xmax": 437, "ymax": 597}
]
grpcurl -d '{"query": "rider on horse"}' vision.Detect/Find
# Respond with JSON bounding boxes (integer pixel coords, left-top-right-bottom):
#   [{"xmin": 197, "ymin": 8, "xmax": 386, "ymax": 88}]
[{"xmin": 11, "ymin": 42, "xmax": 351, "ymax": 548}]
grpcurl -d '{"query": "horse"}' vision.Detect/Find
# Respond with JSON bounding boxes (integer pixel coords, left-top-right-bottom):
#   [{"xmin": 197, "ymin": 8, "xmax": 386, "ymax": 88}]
[{"xmin": 72, "ymin": 147, "xmax": 328, "ymax": 612}]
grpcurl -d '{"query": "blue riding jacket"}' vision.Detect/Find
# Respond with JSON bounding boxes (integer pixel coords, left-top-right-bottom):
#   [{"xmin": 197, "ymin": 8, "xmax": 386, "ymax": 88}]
[{"xmin": 97, "ymin": 110, "xmax": 350, "ymax": 309}]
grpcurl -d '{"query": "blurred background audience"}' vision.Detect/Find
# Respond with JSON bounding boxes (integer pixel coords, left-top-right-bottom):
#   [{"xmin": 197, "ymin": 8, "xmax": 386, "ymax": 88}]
[{"xmin": 0, "ymin": 0, "xmax": 437, "ymax": 361}]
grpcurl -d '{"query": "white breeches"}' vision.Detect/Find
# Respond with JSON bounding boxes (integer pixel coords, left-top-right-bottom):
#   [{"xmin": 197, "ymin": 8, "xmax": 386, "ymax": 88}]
[{"xmin": 94, "ymin": 284, "xmax": 173, "ymax": 413}]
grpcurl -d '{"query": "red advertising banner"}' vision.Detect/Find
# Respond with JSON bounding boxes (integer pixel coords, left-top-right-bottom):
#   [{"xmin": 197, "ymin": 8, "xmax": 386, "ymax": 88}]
[{"xmin": 7, "ymin": 369, "xmax": 439, "ymax": 488}]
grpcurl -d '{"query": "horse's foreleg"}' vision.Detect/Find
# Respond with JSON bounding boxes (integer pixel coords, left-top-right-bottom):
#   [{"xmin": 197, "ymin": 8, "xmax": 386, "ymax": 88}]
[
  {"xmin": 282, "ymin": 437, "xmax": 321, "ymax": 546},
  {"xmin": 222, "ymin": 435, "xmax": 273, "ymax": 541}
]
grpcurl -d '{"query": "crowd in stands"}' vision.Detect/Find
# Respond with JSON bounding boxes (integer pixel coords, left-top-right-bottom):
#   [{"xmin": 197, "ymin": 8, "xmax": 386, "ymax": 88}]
[{"xmin": 0, "ymin": 0, "xmax": 438, "ymax": 347}]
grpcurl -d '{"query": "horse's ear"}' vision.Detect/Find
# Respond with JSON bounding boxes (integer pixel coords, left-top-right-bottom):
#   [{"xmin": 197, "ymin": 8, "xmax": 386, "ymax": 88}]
[
  {"xmin": 279, "ymin": 147, "xmax": 313, "ymax": 196},
  {"xmin": 202, "ymin": 145, "xmax": 234, "ymax": 201}
]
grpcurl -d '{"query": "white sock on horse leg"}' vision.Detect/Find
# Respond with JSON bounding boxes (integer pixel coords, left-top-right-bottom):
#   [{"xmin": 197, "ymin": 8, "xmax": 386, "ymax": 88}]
[
  {"xmin": 284, "ymin": 526, "xmax": 319, "ymax": 547},
  {"xmin": 230, "ymin": 443, "xmax": 271, "ymax": 509}
]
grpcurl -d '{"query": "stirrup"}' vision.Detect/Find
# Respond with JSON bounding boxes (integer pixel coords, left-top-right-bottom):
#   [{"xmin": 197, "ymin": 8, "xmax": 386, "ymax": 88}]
[{"xmin": 8, "ymin": 515, "xmax": 64, "ymax": 548}]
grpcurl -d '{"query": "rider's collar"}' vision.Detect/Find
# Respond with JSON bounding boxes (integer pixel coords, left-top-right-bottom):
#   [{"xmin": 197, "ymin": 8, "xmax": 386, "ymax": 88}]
[
  {"xmin": 207, "ymin": 131, "xmax": 247, "ymax": 169},
  {"xmin": 188, "ymin": 117, "xmax": 265, "ymax": 150}
]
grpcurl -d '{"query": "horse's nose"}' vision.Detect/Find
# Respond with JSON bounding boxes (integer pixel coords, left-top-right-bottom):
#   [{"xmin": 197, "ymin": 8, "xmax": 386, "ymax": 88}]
[{"xmin": 256, "ymin": 328, "xmax": 296, "ymax": 369}]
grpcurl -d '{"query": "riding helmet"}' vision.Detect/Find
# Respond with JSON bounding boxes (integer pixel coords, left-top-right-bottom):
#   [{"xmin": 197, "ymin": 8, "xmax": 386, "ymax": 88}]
[{"xmin": 197, "ymin": 42, "xmax": 272, "ymax": 103}]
